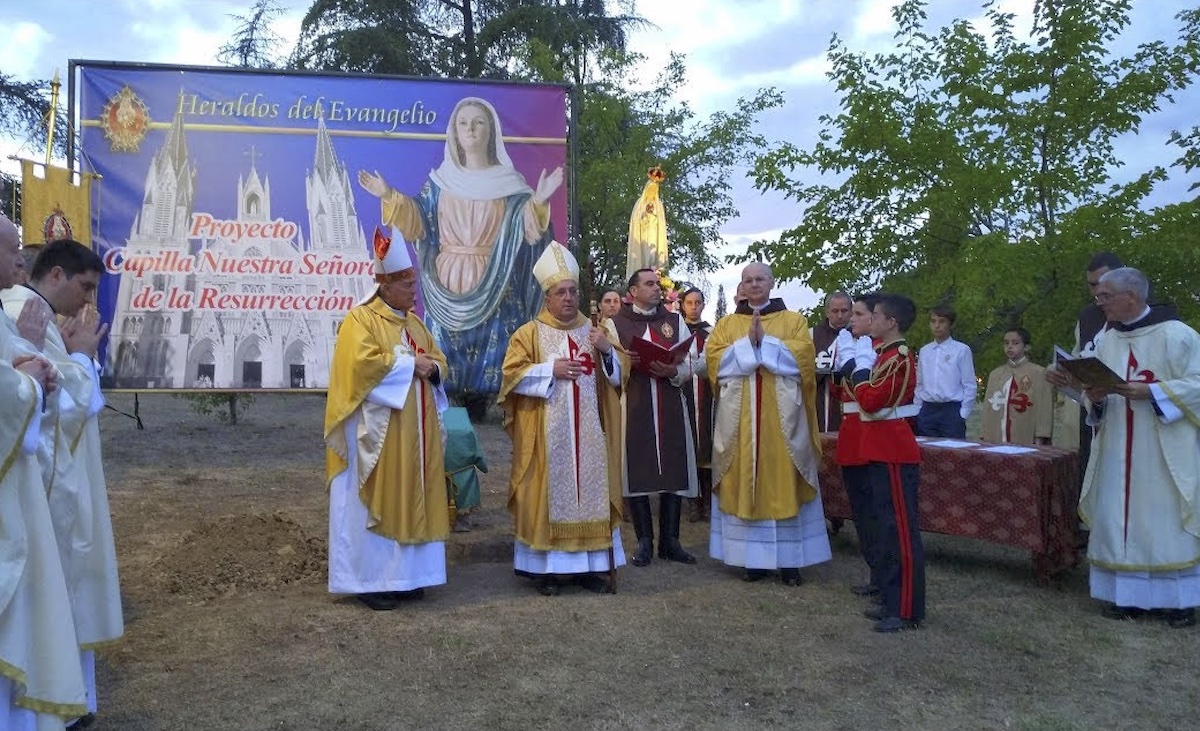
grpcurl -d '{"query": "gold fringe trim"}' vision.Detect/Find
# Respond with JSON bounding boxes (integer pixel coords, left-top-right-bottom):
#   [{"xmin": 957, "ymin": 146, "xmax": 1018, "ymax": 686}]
[
  {"xmin": 0, "ymin": 658, "xmax": 88, "ymax": 719},
  {"xmin": 548, "ymin": 519, "xmax": 611, "ymax": 540},
  {"xmin": 1088, "ymin": 556, "xmax": 1200, "ymax": 572},
  {"xmin": 0, "ymin": 382, "xmax": 37, "ymax": 483},
  {"xmin": 1159, "ymin": 382, "xmax": 1200, "ymax": 429},
  {"xmin": 80, "ymin": 636, "xmax": 124, "ymax": 652}
]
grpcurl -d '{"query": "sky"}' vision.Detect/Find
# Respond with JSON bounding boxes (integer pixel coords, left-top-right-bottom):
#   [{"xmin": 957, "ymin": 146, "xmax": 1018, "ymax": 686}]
[{"xmin": 2, "ymin": 0, "xmax": 1197, "ymax": 320}]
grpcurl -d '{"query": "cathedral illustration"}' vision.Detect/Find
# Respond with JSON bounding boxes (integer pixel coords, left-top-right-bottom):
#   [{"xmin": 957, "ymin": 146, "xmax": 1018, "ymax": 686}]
[{"xmin": 105, "ymin": 110, "xmax": 370, "ymax": 389}]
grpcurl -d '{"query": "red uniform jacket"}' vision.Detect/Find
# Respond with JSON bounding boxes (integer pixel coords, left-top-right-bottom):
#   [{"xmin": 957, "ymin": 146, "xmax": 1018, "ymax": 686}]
[
  {"xmin": 832, "ymin": 337, "xmax": 882, "ymax": 467},
  {"xmin": 849, "ymin": 339, "xmax": 920, "ymax": 465}
]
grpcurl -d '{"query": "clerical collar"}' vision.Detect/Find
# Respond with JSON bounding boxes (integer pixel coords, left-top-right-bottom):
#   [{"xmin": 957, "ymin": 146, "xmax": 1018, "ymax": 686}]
[
  {"xmin": 1111, "ymin": 302, "xmax": 1179, "ymax": 332},
  {"xmin": 734, "ymin": 298, "xmax": 787, "ymax": 316},
  {"xmin": 1121, "ymin": 305, "xmax": 1152, "ymax": 327},
  {"xmin": 1007, "ymin": 356, "xmax": 1028, "ymax": 368},
  {"xmin": 631, "ymin": 303, "xmax": 657, "ymax": 315},
  {"xmin": 23, "ymin": 283, "xmax": 56, "ymax": 314}
]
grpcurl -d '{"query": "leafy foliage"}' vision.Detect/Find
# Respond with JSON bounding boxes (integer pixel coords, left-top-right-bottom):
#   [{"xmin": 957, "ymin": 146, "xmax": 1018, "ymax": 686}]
[
  {"xmin": 287, "ymin": 0, "xmax": 781, "ymax": 301},
  {"xmin": 175, "ymin": 393, "xmax": 256, "ymax": 425},
  {"xmin": 0, "ymin": 71, "xmax": 70, "ymax": 220},
  {"xmin": 563, "ymin": 51, "xmax": 782, "ymax": 296},
  {"xmin": 218, "ymin": 0, "xmax": 287, "ymax": 69},
  {"xmin": 746, "ymin": 0, "xmax": 1200, "ymax": 368}
]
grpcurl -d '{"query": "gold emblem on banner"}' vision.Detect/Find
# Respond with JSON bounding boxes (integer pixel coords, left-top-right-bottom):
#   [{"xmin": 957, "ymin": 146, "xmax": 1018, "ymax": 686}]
[
  {"xmin": 42, "ymin": 205, "xmax": 74, "ymax": 242},
  {"xmin": 661, "ymin": 322, "xmax": 674, "ymax": 340},
  {"xmin": 101, "ymin": 85, "xmax": 151, "ymax": 152}
]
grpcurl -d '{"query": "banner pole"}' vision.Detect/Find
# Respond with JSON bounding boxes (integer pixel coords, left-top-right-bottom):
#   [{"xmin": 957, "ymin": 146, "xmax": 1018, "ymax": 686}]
[{"xmin": 45, "ymin": 69, "xmax": 60, "ymax": 167}]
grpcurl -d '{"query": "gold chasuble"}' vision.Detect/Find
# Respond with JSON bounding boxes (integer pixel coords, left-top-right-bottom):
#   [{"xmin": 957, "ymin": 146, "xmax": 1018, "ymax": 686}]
[
  {"xmin": 499, "ymin": 311, "xmax": 626, "ymax": 553},
  {"xmin": 707, "ymin": 304, "xmax": 821, "ymax": 521},
  {"xmin": 325, "ymin": 296, "xmax": 450, "ymax": 544}
]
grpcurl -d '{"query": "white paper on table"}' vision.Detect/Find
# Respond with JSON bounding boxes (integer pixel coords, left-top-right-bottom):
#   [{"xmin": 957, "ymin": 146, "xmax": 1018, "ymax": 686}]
[
  {"xmin": 977, "ymin": 444, "xmax": 1038, "ymax": 455},
  {"xmin": 924, "ymin": 439, "xmax": 980, "ymax": 449}
]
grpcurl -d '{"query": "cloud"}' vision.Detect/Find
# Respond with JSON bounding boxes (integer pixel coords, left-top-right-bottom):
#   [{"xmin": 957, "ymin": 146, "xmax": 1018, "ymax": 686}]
[
  {"xmin": 0, "ymin": 21, "xmax": 52, "ymax": 80},
  {"xmin": 850, "ymin": 0, "xmax": 902, "ymax": 41}
]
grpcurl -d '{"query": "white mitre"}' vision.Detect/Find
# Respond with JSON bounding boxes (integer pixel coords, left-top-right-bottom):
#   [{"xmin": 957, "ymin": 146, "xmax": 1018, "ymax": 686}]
[
  {"xmin": 373, "ymin": 226, "xmax": 414, "ymax": 280},
  {"xmin": 532, "ymin": 240, "xmax": 579, "ymax": 292}
]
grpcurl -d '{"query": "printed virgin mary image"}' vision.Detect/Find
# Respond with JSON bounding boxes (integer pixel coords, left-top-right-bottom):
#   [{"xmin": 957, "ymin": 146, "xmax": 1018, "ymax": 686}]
[{"xmin": 358, "ymin": 96, "xmax": 564, "ymax": 399}]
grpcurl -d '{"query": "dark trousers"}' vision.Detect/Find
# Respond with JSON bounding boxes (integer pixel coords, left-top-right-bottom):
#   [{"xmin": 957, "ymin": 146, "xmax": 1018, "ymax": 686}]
[
  {"xmin": 916, "ymin": 401, "xmax": 966, "ymax": 438},
  {"xmin": 865, "ymin": 462, "xmax": 924, "ymax": 622},
  {"xmin": 841, "ymin": 464, "xmax": 881, "ymax": 586}
]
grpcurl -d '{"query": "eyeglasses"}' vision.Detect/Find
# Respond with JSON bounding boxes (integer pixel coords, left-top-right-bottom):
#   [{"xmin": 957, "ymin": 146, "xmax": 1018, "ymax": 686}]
[{"xmin": 1093, "ymin": 291, "xmax": 1126, "ymax": 303}]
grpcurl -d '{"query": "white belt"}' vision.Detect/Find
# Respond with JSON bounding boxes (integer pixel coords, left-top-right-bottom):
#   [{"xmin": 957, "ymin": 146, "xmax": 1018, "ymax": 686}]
[{"xmin": 841, "ymin": 403, "xmax": 919, "ymax": 421}]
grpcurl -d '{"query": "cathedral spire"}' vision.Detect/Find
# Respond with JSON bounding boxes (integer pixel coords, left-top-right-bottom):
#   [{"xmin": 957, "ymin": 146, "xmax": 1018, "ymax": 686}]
[
  {"xmin": 163, "ymin": 92, "xmax": 190, "ymax": 173},
  {"xmin": 314, "ymin": 113, "xmax": 339, "ymax": 178}
]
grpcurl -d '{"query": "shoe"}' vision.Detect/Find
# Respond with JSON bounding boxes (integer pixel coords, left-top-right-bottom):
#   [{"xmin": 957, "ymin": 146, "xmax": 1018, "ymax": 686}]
[
  {"xmin": 357, "ymin": 592, "xmax": 399, "ymax": 611},
  {"xmin": 1101, "ymin": 604, "xmax": 1146, "ymax": 621},
  {"xmin": 863, "ymin": 606, "xmax": 885, "ymax": 621},
  {"xmin": 1167, "ymin": 608, "xmax": 1196, "ymax": 629},
  {"xmin": 851, "ymin": 583, "xmax": 880, "ymax": 597},
  {"xmin": 630, "ymin": 497, "xmax": 654, "ymax": 566},
  {"xmin": 574, "ymin": 573, "xmax": 612, "ymax": 594},
  {"xmin": 536, "ymin": 576, "xmax": 560, "ymax": 596},
  {"xmin": 66, "ymin": 714, "xmax": 96, "ymax": 730},
  {"xmin": 780, "ymin": 568, "xmax": 803, "ymax": 586},
  {"xmin": 657, "ymin": 495, "xmax": 697, "ymax": 564},
  {"xmin": 742, "ymin": 569, "xmax": 770, "ymax": 582},
  {"xmin": 873, "ymin": 617, "xmax": 920, "ymax": 633},
  {"xmin": 388, "ymin": 588, "xmax": 425, "ymax": 601}
]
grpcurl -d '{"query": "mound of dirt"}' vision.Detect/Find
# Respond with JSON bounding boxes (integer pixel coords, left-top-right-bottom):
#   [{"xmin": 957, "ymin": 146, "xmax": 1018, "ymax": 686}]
[{"xmin": 152, "ymin": 512, "xmax": 327, "ymax": 599}]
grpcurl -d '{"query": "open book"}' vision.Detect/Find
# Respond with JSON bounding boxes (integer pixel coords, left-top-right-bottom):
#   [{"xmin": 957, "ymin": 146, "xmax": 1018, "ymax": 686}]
[
  {"xmin": 1053, "ymin": 345, "xmax": 1126, "ymax": 389},
  {"xmin": 629, "ymin": 334, "xmax": 694, "ymax": 373}
]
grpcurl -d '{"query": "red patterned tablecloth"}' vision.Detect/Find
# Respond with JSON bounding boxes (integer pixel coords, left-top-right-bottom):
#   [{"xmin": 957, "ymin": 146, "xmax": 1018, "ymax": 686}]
[{"xmin": 818, "ymin": 433, "xmax": 1080, "ymax": 582}]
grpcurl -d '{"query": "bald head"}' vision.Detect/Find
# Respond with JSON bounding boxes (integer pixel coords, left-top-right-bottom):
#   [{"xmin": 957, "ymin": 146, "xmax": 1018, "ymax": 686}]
[
  {"xmin": 740, "ymin": 262, "xmax": 774, "ymax": 308},
  {"xmin": 0, "ymin": 214, "xmax": 23, "ymax": 289}
]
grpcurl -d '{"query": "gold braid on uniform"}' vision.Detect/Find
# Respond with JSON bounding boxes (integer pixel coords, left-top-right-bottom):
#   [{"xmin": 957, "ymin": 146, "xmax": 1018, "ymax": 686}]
[{"xmin": 848, "ymin": 343, "xmax": 913, "ymax": 419}]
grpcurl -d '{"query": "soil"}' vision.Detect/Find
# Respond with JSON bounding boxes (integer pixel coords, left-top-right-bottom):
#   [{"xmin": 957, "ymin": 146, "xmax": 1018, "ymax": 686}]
[{"xmin": 87, "ymin": 392, "xmax": 1196, "ymax": 731}]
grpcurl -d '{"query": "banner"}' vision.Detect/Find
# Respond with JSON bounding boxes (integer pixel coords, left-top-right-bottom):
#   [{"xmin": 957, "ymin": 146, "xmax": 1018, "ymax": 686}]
[
  {"xmin": 20, "ymin": 159, "xmax": 93, "ymax": 247},
  {"xmin": 78, "ymin": 63, "xmax": 569, "ymax": 392}
]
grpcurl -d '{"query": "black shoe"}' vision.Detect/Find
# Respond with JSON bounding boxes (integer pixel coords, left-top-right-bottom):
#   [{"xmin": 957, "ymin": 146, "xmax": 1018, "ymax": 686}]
[
  {"xmin": 742, "ymin": 569, "xmax": 771, "ymax": 582},
  {"xmin": 630, "ymin": 497, "xmax": 654, "ymax": 567},
  {"xmin": 657, "ymin": 495, "xmax": 697, "ymax": 564},
  {"xmin": 1101, "ymin": 604, "xmax": 1146, "ymax": 621},
  {"xmin": 67, "ymin": 714, "xmax": 96, "ymax": 730},
  {"xmin": 873, "ymin": 617, "xmax": 920, "ymax": 633},
  {"xmin": 658, "ymin": 539, "xmax": 697, "ymax": 564},
  {"xmin": 574, "ymin": 573, "xmax": 611, "ymax": 594},
  {"xmin": 1167, "ymin": 608, "xmax": 1196, "ymax": 629},
  {"xmin": 632, "ymin": 538, "xmax": 653, "ymax": 567},
  {"xmin": 851, "ymin": 583, "xmax": 880, "ymax": 597},
  {"xmin": 388, "ymin": 588, "xmax": 425, "ymax": 601},
  {"xmin": 780, "ymin": 568, "xmax": 803, "ymax": 586},
  {"xmin": 536, "ymin": 576, "xmax": 560, "ymax": 596},
  {"xmin": 357, "ymin": 592, "xmax": 399, "ymax": 611},
  {"xmin": 863, "ymin": 606, "xmax": 885, "ymax": 621}
]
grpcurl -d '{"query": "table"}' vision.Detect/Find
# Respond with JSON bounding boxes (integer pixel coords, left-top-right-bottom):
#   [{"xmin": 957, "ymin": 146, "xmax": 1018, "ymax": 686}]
[{"xmin": 818, "ymin": 433, "xmax": 1080, "ymax": 583}]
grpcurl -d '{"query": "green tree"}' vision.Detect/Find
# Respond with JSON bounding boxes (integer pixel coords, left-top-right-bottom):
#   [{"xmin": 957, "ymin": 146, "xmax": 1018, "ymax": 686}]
[
  {"xmin": 0, "ymin": 71, "xmax": 70, "ymax": 220},
  {"xmin": 565, "ymin": 51, "xmax": 782, "ymax": 294},
  {"xmin": 746, "ymin": 0, "xmax": 1200, "ymax": 368},
  {"xmin": 715, "ymin": 283, "xmax": 727, "ymax": 319},
  {"xmin": 218, "ymin": 0, "xmax": 287, "ymax": 69}
]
